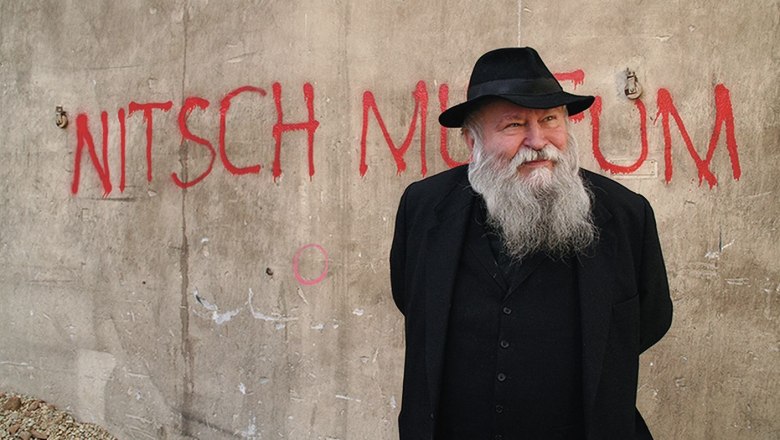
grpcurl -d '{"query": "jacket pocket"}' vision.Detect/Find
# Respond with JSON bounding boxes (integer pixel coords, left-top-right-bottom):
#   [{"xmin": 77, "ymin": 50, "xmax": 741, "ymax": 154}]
[{"xmin": 610, "ymin": 294, "xmax": 641, "ymax": 353}]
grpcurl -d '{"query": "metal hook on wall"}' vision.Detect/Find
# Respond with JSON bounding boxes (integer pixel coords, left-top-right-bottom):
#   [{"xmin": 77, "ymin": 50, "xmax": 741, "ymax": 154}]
[
  {"xmin": 624, "ymin": 69, "xmax": 643, "ymax": 100},
  {"xmin": 55, "ymin": 106, "xmax": 68, "ymax": 129}
]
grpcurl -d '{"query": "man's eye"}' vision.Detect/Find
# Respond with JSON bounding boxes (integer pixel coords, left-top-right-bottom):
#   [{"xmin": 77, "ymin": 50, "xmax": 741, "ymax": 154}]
[{"xmin": 506, "ymin": 122, "xmax": 524, "ymax": 128}]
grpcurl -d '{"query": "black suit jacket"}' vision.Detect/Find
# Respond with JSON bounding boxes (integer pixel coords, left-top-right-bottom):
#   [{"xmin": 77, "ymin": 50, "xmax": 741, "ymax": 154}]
[{"xmin": 390, "ymin": 165, "xmax": 673, "ymax": 440}]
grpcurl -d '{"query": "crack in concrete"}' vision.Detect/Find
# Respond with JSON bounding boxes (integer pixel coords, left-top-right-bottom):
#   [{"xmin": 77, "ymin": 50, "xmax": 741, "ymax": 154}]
[{"xmin": 178, "ymin": 2, "xmax": 195, "ymax": 437}]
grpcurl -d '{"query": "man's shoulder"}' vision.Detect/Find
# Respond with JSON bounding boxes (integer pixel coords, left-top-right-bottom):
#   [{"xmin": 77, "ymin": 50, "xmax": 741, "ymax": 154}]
[
  {"xmin": 580, "ymin": 168, "xmax": 652, "ymax": 215},
  {"xmin": 403, "ymin": 165, "xmax": 471, "ymax": 202}
]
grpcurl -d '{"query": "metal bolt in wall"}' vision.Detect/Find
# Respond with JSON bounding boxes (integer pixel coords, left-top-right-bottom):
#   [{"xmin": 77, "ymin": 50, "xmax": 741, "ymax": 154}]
[
  {"xmin": 55, "ymin": 106, "xmax": 68, "ymax": 128},
  {"xmin": 624, "ymin": 69, "xmax": 642, "ymax": 100}
]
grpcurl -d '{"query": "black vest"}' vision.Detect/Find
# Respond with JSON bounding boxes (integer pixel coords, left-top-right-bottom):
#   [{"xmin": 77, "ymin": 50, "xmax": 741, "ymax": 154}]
[{"xmin": 436, "ymin": 202, "xmax": 585, "ymax": 440}]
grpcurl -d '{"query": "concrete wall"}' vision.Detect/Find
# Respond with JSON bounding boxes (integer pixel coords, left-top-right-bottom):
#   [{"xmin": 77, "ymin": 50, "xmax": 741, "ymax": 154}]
[{"xmin": 1, "ymin": 1, "xmax": 777, "ymax": 438}]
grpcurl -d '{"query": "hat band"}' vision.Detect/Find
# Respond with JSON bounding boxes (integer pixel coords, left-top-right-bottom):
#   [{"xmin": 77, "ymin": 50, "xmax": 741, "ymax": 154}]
[{"xmin": 467, "ymin": 78, "xmax": 562, "ymax": 99}]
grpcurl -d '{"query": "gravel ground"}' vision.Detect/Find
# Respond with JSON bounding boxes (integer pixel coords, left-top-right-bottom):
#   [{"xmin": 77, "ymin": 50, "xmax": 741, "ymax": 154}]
[{"xmin": 0, "ymin": 392, "xmax": 116, "ymax": 440}]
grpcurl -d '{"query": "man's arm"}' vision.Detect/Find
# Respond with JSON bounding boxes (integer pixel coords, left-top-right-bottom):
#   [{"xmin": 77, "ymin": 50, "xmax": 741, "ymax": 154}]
[
  {"xmin": 638, "ymin": 197, "xmax": 673, "ymax": 353},
  {"xmin": 390, "ymin": 188, "xmax": 409, "ymax": 316}
]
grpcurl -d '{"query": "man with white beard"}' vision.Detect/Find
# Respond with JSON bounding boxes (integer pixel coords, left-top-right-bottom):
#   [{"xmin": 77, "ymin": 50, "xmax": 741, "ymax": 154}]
[
  {"xmin": 466, "ymin": 104, "xmax": 596, "ymax": 263},
  {"xmin": 390, "ymin": 48, "xmax": 673, "ymax": 440}
]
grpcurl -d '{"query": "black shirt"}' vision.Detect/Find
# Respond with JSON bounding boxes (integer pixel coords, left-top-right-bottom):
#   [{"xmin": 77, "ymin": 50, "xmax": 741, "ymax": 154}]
[{"xmin": 435, "ymin": 201, "xmax": 585, "ymax": 440}]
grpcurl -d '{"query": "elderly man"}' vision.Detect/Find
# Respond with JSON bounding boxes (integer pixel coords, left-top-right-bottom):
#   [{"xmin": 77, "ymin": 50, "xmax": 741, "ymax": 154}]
[{"xmin": 390, "ymin": 48, "xmax": 673, "ymax": 440}]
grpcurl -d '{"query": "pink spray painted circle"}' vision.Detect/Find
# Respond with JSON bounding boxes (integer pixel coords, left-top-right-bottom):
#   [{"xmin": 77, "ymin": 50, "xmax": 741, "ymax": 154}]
[{"xmin": 292, "ymin": 243, "xmax": 329, "ymax": 286}]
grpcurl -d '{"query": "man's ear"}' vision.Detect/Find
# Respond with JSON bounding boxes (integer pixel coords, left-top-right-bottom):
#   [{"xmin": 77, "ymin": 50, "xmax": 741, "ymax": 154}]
[{"xmin": 462, "ymin": 128, "xmax": 476, "ymax": 150}]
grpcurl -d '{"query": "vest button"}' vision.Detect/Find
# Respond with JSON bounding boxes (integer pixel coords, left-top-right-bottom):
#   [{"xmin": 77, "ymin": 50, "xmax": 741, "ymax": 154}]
[
  {"xmin": 495, "ymin": 404, "xmax": 504, "ymax": 413},
  {"xmin": 499, "ymin": 340, "xmax": 510, "ymax": 349},
  {"xmin": 502, "ymin": 307, "xmax": 512, "ymax": 315},
  {"xmin": 497, "ymin": 373, "xmax": 506, "ymax": 382}
]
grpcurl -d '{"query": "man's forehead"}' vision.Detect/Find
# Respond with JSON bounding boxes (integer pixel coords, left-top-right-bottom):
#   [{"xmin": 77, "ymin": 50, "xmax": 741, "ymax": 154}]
[{"xmin": 477, "ymin": 99, "xmax": 566, "ymax": 120}]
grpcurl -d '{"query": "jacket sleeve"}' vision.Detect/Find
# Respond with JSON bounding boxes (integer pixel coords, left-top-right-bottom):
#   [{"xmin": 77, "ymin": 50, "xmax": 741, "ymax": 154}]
[
  {"xmin": 638, "ymin": 197, "xmax": 673, "ymax": 353},
  {"xmin": 390, "ymin": 187, "xmax": 409, "ymax": 316}
]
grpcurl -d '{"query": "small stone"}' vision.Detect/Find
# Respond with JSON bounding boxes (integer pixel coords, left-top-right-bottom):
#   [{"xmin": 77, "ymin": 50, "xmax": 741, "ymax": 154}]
[
  {"xmin": 19, "ymin": 431, "xmax": 32, "ymax": 440},
  {"xmin": 2, "ymin": 395, "xmax": 22, "ymax": 411},
  {"xmin": 31, "ymin": 429, "xmax": 49, "ymax": 439},
  {"xmin": 8, "ymin": 423, "xmax": 21, "ymax": 434},
  {"xmin": 29, "ymin": 400, "xmax": 41, "ymax": 410}
]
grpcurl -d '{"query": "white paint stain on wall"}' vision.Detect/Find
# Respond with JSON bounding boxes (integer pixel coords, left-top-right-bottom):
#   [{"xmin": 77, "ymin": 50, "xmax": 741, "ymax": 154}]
[
  {"xmin": 248, "ymin": 288, "xmax": 298, "ymax": 322},
  {"xmin": 190, "ymin": 287, "xmax": 304, "ymax": 326},
  {"xmin": 725, "ymin": 278, "xmax": 750, "ymax": 286},
  {"xmin": 762, "ymin": 282, "xmax": 779, "ymax": 320},
  {"xmin": 296, "ymin": 286, "xmax": 309, "ymax": 305},
  {"xmin": 193, "ymin": 289, "xmax": 241, "ymax": 325},
  {"xmin": 705, "ymin": 240, "xmax": 735, "ymax": 260},
  {"xmin": 236, "ymin": 416, "xmax": 258, "ymax": 439}
]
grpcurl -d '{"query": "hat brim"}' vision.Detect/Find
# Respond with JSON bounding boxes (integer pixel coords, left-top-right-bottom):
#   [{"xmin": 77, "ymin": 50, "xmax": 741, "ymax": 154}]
[{"xmin": 438, "ymin": 92, "xmax": 595, "ymax": 128}]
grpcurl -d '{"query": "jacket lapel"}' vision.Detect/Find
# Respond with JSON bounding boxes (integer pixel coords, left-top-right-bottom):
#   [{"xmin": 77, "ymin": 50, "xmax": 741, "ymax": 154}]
[
  {"xmin": 424, "ymin": 175, "xmax": 475, "ymax": 414},
  {"xmin": 465, "ymin": 208, "xmax": 509, "ymax": 292},
  {"xmin": 576, "ymin": 179, "xmax": 618, "ymax": 426}
]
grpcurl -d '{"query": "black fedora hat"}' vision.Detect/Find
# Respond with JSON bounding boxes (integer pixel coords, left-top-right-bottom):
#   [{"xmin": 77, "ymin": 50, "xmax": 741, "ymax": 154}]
[{"xmin": 439, "ymin": 47, "xmax": 594, "ymax": 127}]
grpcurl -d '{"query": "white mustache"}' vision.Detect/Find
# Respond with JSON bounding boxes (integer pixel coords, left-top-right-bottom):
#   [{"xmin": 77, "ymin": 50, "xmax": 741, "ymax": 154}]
[{"xmin": 510, "ymin": 145, "xmax": 563, "ymax": 166}]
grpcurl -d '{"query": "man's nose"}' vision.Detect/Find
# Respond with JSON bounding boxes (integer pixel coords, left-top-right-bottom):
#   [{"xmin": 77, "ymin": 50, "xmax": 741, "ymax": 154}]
[{"xmin": 523, "ymin": 123, "xmax": 546, "ymax": 150}]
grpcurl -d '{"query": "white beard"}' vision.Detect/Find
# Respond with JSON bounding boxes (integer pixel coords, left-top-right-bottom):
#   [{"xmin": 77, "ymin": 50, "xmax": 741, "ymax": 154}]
[{"xmin": 467, "ymin": 134, "xmax": 597, "ymax": 262}]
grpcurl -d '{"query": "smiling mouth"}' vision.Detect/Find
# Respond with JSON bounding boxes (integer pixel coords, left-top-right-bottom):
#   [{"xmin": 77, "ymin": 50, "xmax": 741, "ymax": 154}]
[{"xmin": 522, "ymin": 159, "xmax": 552, "ymax": 166}]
